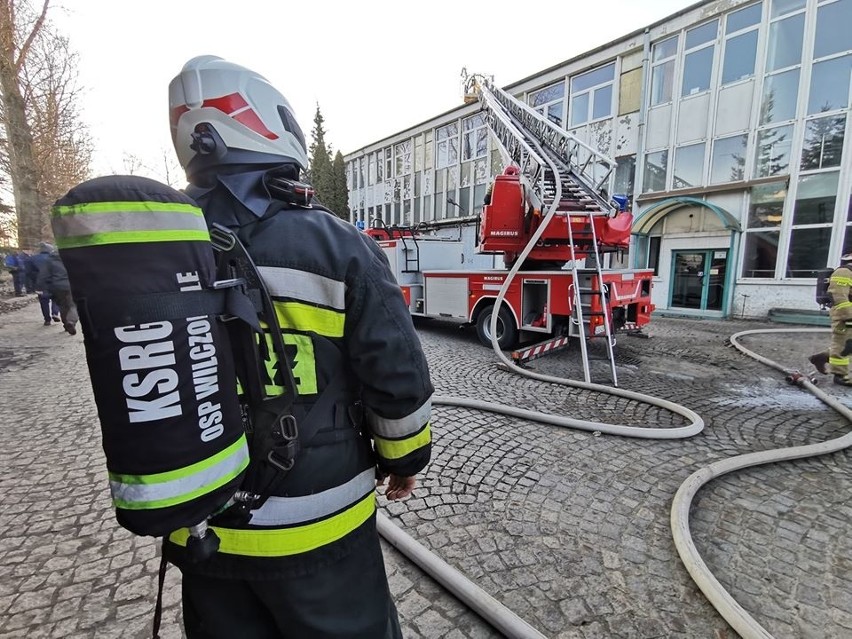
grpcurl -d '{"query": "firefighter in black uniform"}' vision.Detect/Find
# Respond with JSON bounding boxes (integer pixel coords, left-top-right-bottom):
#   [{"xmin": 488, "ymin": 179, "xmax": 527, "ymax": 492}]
[{"xmin": 167, "ymin": 55, "xmax": 434, "ymax": 638}]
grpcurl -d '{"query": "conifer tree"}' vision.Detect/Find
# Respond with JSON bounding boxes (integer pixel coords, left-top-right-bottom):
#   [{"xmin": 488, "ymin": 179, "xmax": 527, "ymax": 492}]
[
  {"xmin": 330, "ymin": 151, "xmax": 350, "ymax": 220},
  {"xmin": 308, "ymin": 105, "xmax": 336, "ymax": 213}
]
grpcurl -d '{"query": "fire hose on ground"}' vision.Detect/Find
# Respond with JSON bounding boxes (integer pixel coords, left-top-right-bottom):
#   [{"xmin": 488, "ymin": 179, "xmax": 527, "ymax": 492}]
[
  {"xmin": 378, "ymin": 153, "xmax": 707, "ymax": 637},
  {"xmin": 671, "ymin": 328, "xmax": 852, "ymax": 639}
]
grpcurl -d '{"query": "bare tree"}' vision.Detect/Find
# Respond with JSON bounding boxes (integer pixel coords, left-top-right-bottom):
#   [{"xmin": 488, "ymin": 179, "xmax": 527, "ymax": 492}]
[
  {"xmin": 23, "ymin": 27, "xmax": 91, "ymax": 208},
  {"xmin": 122, "ymin": 149, "xmax": 185, "ymax": 188},
  {"xmin": 0, "ymin": 0, "xmax": 91, "ymax": 248}
]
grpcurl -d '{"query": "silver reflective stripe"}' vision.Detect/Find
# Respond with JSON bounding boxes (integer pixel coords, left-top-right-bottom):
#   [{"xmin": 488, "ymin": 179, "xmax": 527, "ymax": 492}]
[
  {"xmin": 258, "ymin": 266, "xmax": 346, "ymax": 310},
  {"xmin": 248, "ymin": 468, "xmax": 376, "ymax": 526},
  {"xmin": 109, "ymin": 444, "xmax": 250, "ymax": 506},
  {"xmin": 52, "ymin": 209, "xmax": 208, "ymax": 239},
  {"xmin": 366, "ymin": 396, "xmax": 432, "ymax": 439}
]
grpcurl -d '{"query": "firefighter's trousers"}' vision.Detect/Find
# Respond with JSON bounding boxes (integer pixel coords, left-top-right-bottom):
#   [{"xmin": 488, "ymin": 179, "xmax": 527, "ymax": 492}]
[
  {"xmin": 829, "ymin": 316, "xmax": 850, "ymax": 376},
  {"xmin": 180, "ymin": 530, "xmax": 402, "ymax": 639}
]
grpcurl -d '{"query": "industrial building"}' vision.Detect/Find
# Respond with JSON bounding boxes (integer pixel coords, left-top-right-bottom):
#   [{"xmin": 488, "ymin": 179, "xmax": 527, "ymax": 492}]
[{"xmin": 343, "ymin": 0, "xmax": 852, "ymax": 319}]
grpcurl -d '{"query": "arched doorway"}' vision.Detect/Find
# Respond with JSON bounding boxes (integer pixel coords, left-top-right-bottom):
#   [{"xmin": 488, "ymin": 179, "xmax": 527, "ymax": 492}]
[{"xmin": 632, "ymin": 197, "xmax": 742, "ymax": 317}]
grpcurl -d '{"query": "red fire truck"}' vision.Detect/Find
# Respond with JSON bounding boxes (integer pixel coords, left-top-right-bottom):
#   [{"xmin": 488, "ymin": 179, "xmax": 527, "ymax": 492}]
[{"xmin": 365, "ymin": 73, "xmax": 655, "ymax": 381}]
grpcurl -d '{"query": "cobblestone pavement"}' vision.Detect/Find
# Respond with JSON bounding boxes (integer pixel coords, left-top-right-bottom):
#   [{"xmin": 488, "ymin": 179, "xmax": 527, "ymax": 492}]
[{"xmin": 1, "ymin": 296, "xmax": 851, "ymax": 638}]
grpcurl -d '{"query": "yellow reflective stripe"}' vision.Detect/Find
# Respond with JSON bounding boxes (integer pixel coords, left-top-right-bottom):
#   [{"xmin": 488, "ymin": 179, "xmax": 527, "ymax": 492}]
[
  {"xmin": 374, "ymin": 423, "xmax": 431, "ymax": 460},
  {"xmin": 835, "ymin": 301, "xmax": 852, "ymax": 309},
  {"xmin": 830, "ymin": 276, "xmax": 852, "ymax": 286},
  {"xmin": 52, "ymin": 200, "xmax": 209, "ymax": 249},
  {"xmin": 829, "ymin": 356, "xmax": 849, "ymax": 365},
  {"xmin": 249, "ymin": 469, "xmax": 376, "ymax": 526},
  {"xmin": 273, "ymin": 301, "xmax": 344, "ymax": 338},
  {"xmin": 109, "ymin": 435, "xmax": 248, "ymax": 510},
  {"xmin": 53, "ymin": 201, "xmax": 203, "ymax": 215},
  {"xmin": 169, "ymin": 492, "xmax": 376, "ymax": 557},
  {"xmin": 258, "ymin": 331, "xmax": 318, "ymax": 396},
  {"xmin": 55, "ymin": 229, "xmax": 210, "ymax": 249}
]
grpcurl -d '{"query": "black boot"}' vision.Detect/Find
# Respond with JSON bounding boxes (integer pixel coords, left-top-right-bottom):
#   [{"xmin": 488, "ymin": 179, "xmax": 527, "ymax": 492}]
[{"xmin": 833, "ymin": 374, "xmax": 852, "ymax": 387}]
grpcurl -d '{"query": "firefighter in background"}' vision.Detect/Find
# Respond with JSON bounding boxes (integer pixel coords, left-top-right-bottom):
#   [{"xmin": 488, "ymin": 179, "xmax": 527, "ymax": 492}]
[
  {"xmin": 825, "ymin": 253, "xmax": 852, "ymax": 386},
  {"xmin": 168, "ymin": 55, "xmax": 434, "ymax": 638}
]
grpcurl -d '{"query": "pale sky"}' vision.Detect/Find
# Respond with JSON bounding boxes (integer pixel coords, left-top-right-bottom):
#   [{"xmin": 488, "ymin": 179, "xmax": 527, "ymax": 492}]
[{"xmin": 51, "ymin": 0, "xmax": 696, "ymax": 182}]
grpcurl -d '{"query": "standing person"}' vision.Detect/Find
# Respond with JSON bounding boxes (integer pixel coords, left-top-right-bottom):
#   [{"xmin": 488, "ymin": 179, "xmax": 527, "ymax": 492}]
[
  {"xmin": 20, "ymin": 251, "xmax": 35, "ymax": 293},
  {"xmin": 29, "ymin": 242, "xmax": 61, "ymax": 326},
  {"xmin": 823, "ymin": 253, "xmax": 852, "ymax": 386},
  {"xmin": 35, "ymin": 246, "xmax": 78, "ymax": 335},
  {"xmin": 168, "ymin": 55, "xmax": 433, "ymax": 638},
  {"xmin": 3, "ymin": 251, "xmax": 25, "ymax": 296}
]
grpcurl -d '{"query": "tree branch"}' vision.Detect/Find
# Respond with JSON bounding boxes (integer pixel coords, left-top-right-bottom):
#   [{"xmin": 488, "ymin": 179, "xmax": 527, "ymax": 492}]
[{"xmin": 14, "ymin": 0, "xmax": 49, "ymax": 72}]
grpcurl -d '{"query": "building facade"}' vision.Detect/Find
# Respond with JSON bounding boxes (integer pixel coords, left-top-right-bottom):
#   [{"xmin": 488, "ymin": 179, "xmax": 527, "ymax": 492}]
[{"xmin": 344, "ymin": 0, "xmax": 852, "ymax": 319}]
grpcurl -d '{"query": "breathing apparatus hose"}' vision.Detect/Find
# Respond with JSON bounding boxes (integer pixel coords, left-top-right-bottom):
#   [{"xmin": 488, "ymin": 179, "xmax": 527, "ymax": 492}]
[{"xmin": 671, "ymin": 327, "xmax": 852, "ymax": 639}]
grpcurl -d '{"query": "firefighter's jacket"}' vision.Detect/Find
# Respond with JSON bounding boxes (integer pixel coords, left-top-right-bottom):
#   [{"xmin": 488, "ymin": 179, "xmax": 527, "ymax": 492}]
[
  {"xmin": 828, "ymin": 265, "xmax": 852, "ymax": 322},
  {"xmin": 165, "ymin": 192, "xmax": 434, "ymax": 578}
]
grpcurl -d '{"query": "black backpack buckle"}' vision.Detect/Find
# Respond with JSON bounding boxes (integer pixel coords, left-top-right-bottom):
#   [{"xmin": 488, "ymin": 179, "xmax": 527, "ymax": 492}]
[{"xmin": 267, "ymin": 413, "xmax": 299, "ymax": 471}]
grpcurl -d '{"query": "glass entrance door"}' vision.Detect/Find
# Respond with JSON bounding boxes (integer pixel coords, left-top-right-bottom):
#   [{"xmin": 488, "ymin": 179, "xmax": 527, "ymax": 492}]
[{"xmin": 671, "ymin": 250, "xmax": 727, "ymax": 311}]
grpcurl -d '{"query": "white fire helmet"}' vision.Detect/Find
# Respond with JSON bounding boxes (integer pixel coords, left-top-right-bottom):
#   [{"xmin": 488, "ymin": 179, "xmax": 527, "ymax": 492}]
[
  {"xmin": 841, "ymin": 253, "xmax": 852, "ymax": 264},
  {"xmin": 169, "ymin": 55, "xmax": 308, "ymax": 184}
]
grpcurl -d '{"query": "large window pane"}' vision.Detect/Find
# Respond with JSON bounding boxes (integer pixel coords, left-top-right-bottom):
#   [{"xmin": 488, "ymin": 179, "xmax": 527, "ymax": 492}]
[
  {"xmin": 592, "ymin": 84, "xmax": 613, "ymax": 119},
  {"xmin": 682, "ymin": 47, "xmax": 714, "ymax": 96},
  {"xmin": 436, "ymin": 124, "xmax": 458, "ymax": 169},
  {"xmin": 686, "ymin": 21, "xmax": 718, "ymax": 49},
  {"xmin": 653, "ymin": 36, "xmax": 678, "ymax": 61},
  {"xmin": 673, "ymin": 143, "xmax": 705, "ymax": 188},
  {"xmin": 727, "ymin": 3, "xmax": 762, "ymax": 34},
  {"xmin": 395, "ymin": 141, "xmax": 412, "ymax": 176},
  {"xmin": 748, "ymin": 181, "xmax": 786, "ymax": 227},
  {"xmin": 754, "ymin": 124, "xmax": 793, "ymax": 177},
  {"xmin": 571, "ymin": 63, "xmax": 615, "ymax": 92},
  {"xmin": 766, "ymin": 13, "xmax": 804, "ymax": 71},
  {"xmin": 571, "ymin": 93, "xmax": 589, "ymax": 126},
  {"xmin": 722, "ymin": 31, "xmax": 758, "ymax": 84},
  {"xmin": 801, "ymin": 115, "xmax": 846, "ymax": 170},
  {"xmin": 787, "ymin": 227, "xmax": 831, "ymax": 277},
  {"xmin": 530, "ymin": 83, "xmax": 565, "ymax": 107},
  {"xmin": 815, "ymin": 0, "xmax": 852, "ymax": 58},
  {"xmin": 792, "ymin": 172, "xmax": 839, "ymax": 225},
  {"xmin": 648, "ymin": 236, "xmax": 662, "ymax": 275},
  {"xmin": 651, "ymin": 60, "xmax": 675, "ymax": 105},
  {"xmin": 614, "ymin": 155, "xmax": 636, "ymax": 200},
  {"xmin": 808, "ymin": 55, "xmax": 852, "ymax": 114},
  {"xmin": 710, "ymin": 135, "xmax": 747, "ymax": 183},
  {"xmin": 546, "ymin": 103, "xmax": 563, "ymax": 125},
  {"xmin": 643, "ymin": 150, "xmax": 668, "ymax": 192},
  {"xmin": 770, "ymin": 0, "xmax": 805, "ymax": 18},
  {"xmin": 760, "ymin": 69, "xmax": 800, "ymax": 124},
  {"xmin": 742, "ymin": 231, "xmax": 780, "ymax": 277}
]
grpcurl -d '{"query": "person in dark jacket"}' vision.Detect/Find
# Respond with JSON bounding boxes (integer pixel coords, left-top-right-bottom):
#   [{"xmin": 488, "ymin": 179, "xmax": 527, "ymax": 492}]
[
  {"xmin": 28, "ymin": 242, "xmax": 61, "ymax": 326},
  {"xmin": 35, "ymin": 246, "xmax": 78, "ymax": 335},
  {"xmin": 4, "ymin": 251, "xmax": 26, "ymax": 295},
  {"xmin": 167, "ymin": 55, "xmax": 433, "ymax": 639}
]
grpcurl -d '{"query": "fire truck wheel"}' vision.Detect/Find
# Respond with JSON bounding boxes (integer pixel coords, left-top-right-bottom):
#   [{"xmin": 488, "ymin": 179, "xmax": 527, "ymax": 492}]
[{"xmin": 476, "ymin": 305, "xmax": 518, "ymax": 350}]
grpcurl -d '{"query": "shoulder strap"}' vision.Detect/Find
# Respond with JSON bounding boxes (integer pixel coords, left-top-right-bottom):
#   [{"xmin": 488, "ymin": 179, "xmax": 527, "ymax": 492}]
[{"xmin": 210, "ymin": 223, "xmax": 299, "ymax": 409}]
